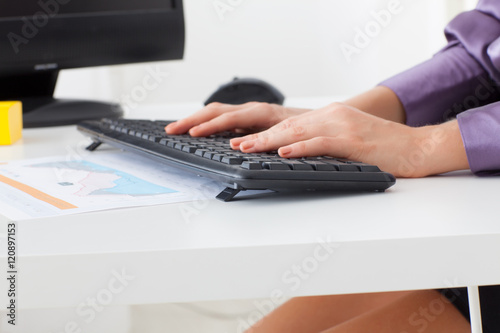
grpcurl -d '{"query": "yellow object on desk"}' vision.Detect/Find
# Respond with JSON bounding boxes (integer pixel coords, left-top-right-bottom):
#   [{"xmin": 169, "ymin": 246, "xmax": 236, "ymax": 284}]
[{"xmin": 0, "ymin": 101, "xmax": 23, "ymax": 145}]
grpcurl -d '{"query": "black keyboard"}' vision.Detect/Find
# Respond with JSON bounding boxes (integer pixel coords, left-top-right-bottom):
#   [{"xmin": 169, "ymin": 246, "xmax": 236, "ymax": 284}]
[{"xmin": 77, "ymin": 118, "xmax": 396, "ymax": 201}]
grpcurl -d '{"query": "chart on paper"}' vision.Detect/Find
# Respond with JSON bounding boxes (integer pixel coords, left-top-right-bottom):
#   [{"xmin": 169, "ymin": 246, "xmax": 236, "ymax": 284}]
[{"xmin": 0, "ymin": 151, "xmax": 223, "ymax": 220}]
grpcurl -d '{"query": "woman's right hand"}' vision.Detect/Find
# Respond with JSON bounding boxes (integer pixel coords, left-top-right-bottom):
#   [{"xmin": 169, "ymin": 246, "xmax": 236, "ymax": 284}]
[{"xmin": 165, "ymin": 102, "xmax": 311, "ymax": 137}]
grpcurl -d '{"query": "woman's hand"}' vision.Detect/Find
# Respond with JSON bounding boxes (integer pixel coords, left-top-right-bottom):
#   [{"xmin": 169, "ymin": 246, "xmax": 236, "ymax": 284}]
[
  {"xmin": 229, "ymin": 102, "xmax": 469, "ymax": 178},
  {"xmin": 165, "ymin": 102, "xmax": 311, "ymax": 136},
  {"xmin": 166, "ymin": 100, "xmax": 469, "ymax": 178}
]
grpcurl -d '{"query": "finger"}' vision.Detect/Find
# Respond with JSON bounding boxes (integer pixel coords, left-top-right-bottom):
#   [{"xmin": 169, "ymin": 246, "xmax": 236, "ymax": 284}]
[
  {"xmin": 228, "ymin": 111, "xmax": 316, "ymax": 149},
  {"xmin": 230, "ymin": 133, "xmax": 260, "ymax": 149},
  {"xmin": 278, "ymin": 137, "xmax": 353, "ymax": 160},
  {"xmin": 238, "ymin": 104, "xmax": 368, "ymax": 153},
  {"xmin": 187, "ymin": 104, "xmax": 277, "ymax": 137},
  {"xmin": 165, "ymin": 102, "xmax": 241, "ymax": 134},
  {"xmin": 236, "ymin": 118, "xmax": 316, "ymax": 153}
]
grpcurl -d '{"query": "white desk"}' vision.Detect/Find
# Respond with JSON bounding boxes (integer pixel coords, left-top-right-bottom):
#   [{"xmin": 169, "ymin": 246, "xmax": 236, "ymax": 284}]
[{"xmin": 1, "ymin": 103, "xmax": 500, "ymax": 332}]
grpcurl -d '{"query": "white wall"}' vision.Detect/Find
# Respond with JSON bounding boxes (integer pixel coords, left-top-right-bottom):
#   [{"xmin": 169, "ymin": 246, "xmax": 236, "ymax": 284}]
[{"xmin": 55, "ymin": 0, "xmax": 477, "ymax": 113}]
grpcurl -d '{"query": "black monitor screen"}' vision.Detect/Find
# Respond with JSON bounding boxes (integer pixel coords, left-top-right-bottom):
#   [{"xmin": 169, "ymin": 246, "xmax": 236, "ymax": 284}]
[
  {"xmin": 1, "ymin": 0, "xmax": 183, "ymax": 74},
  {"xmin": 0, "ymin": 0, "xmax": 185, "ymax": 127},
  {"xmin": 0, "ymin": 0, "xmax": 174, "ymax": 18}
]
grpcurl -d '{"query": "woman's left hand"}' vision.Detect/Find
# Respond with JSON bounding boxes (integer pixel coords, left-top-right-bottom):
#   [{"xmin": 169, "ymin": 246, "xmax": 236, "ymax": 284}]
[{"xmin": 229, "ymin": 102, "xmax": 469, "ymax": 178}]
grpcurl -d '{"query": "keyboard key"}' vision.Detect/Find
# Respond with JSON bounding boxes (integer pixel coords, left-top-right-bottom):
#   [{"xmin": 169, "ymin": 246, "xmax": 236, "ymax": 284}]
[
  {"xmin": 195, "ymin": 149, "xmax": 209, "ymax": 157},
  {"xmin": 211, "ymin": 154, "xmax": 226, "ymax": 162},
  {"xmin": 282, "ymin": 160, "xmax": 314, "ymax": 171},
  {"xmin": 319, "ymin": 159, "xmax": 359, "ymax": 172},
  {"xmin": 159, "ymin": 138, "xmax": 172, "ymax": 145},
  {"xmin": 336, "ymin": 163, "xmax": 360, "ymax": 172},
  {"xmin": 203, "ymin": 151, "xmax": 217, "ymax": 159},
  {"xmin": 262, "ymin": 162, "xmax": 291, "ymax": 170},
  {"xmin": 221, "ymin": 156, "xmax": 244, "ymax": 165},
  {"xmin": 174, "ymin": 143, "xmax": 185, "ymax": 150},
  {"xmin": 303, "ymin": 161, "xmax": 337, "ymax": 171},
  {"xmin": 229, "ymin": 152, "xmax": 245, "ymax": 157},
  {"xmin": 182, "ymin": 145, "xmax": 197, "ymax": 153},
  {"xmin": 148, "ymin": 135, "xmax": 162, "ymax": 142},
  {"xmin": 356, "ymin": 164, "xmax": 381, "ymax": 172},
  {"xmin": 241, "ymin": 161, "xmax": 263, "ymax": 170}
]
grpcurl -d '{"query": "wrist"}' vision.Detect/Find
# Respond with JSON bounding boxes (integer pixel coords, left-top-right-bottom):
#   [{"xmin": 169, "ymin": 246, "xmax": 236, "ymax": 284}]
[
  {"xmin": 410, "ymin": 121, "xmax": 469, "ymax": 177},
  {"xmin": 344, "ymin": 86, "xmax": 406, "ymax": 123}
]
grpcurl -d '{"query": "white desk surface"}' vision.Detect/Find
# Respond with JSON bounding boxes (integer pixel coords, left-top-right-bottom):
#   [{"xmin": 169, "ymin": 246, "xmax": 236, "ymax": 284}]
[{"xmin": 1, "ymin": 102, "xmax": 500, "ymax": 310}]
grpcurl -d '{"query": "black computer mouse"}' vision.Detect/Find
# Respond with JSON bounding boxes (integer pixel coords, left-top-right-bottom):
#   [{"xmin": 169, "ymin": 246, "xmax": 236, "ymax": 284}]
[{"xmin": 204, "ymin": 77, "xmax": 285, "ymax": 106}]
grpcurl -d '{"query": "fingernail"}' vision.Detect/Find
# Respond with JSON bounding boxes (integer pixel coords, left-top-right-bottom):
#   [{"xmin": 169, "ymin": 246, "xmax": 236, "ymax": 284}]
[
  {"xmin": 240, "ymin": 140, "xmax": 255, "ymax": 151},
  {"xmin": 189, "ymin": 125, "xmax": 200, "ymax": 135},
  {"xmin": 165, "ymin": 123, "xmax": 175, "ymax": 131},
  {"xmin": 230, "ymin": 139, "xmax": 241, "ymax": 150},
  {"xmin": 279, "ymin": 146, "xmax": 292, "ymax": 156}
]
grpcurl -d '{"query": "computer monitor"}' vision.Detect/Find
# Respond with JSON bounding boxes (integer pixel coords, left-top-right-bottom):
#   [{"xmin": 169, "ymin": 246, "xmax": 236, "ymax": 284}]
[{"xmin": 0, "ymin": 0, "xmax": 185, "ymax": 128}]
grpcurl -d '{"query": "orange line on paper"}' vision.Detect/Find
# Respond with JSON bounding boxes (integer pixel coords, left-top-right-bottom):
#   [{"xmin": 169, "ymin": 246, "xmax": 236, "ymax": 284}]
[{"xmin": 0, "ymin": 174, "xmax": 78, "ymax": 210}]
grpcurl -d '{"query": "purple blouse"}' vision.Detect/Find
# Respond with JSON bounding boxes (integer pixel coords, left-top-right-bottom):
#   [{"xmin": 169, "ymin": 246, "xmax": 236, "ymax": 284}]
[{"xmin": 380, "ymin": 0, "xmax": 500, "ymax": 175}]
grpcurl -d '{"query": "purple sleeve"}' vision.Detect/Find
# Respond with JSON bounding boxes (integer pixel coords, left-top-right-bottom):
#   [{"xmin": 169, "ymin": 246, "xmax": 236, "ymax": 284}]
[
  {"xmin": 379, "ymin": 0, "xmax": 500, "ymax": 174},
  {"xmin": 457, "ymin": 102, "xmax": 500, "ymax": 175},
  {"xmin": 379, "ymin": 44, "xmax": 491, "ymax": 127}
]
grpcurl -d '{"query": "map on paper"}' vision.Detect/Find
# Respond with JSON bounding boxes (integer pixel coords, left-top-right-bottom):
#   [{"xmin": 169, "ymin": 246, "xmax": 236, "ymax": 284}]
[
  {"xmin": 0, "ymin": 151, "xmax": 224, "ymax": 220},
  {"xmin": 30, "ymin": 161, "xmax": 176, "ymax": 197}
]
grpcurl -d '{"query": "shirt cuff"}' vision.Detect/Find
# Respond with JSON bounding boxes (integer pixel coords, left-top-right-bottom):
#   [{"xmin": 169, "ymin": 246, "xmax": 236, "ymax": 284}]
[
  {"xmin": 457, "ymin": 102, "xmax": 500, "ymax": 175},
  {"xmin": 379, "ymin": 44, "xmax": 489, "ymax": 127}
]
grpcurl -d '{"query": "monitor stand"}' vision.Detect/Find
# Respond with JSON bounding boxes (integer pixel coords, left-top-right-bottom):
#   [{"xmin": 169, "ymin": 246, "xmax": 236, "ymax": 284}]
[
  {"xmin": 22, "ymin": 97, "xmax": 123, "ymax": 128},
  {"xmin": 0, "ymin": 70, "xmax": 123, "ymax": 128}
]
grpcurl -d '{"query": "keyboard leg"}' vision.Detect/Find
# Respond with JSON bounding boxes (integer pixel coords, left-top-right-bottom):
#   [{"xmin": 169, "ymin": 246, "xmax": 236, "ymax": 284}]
[
  {"xmin": 216, "ymin": 187, "xmax": 241, "ymax": 202},
  {"xmin": 86, "ymin": 141, "xmax": 102, "ymax": 151}
]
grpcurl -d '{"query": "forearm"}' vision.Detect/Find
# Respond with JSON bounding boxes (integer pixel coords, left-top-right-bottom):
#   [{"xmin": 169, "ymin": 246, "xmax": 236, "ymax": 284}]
[
  {"xmin": 343, "ymin": 86, "xmax": 406, "ymax": 123},
  {"xmin": 344, "ymin": 90, "xmax": 469, "ymax": 177}
]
